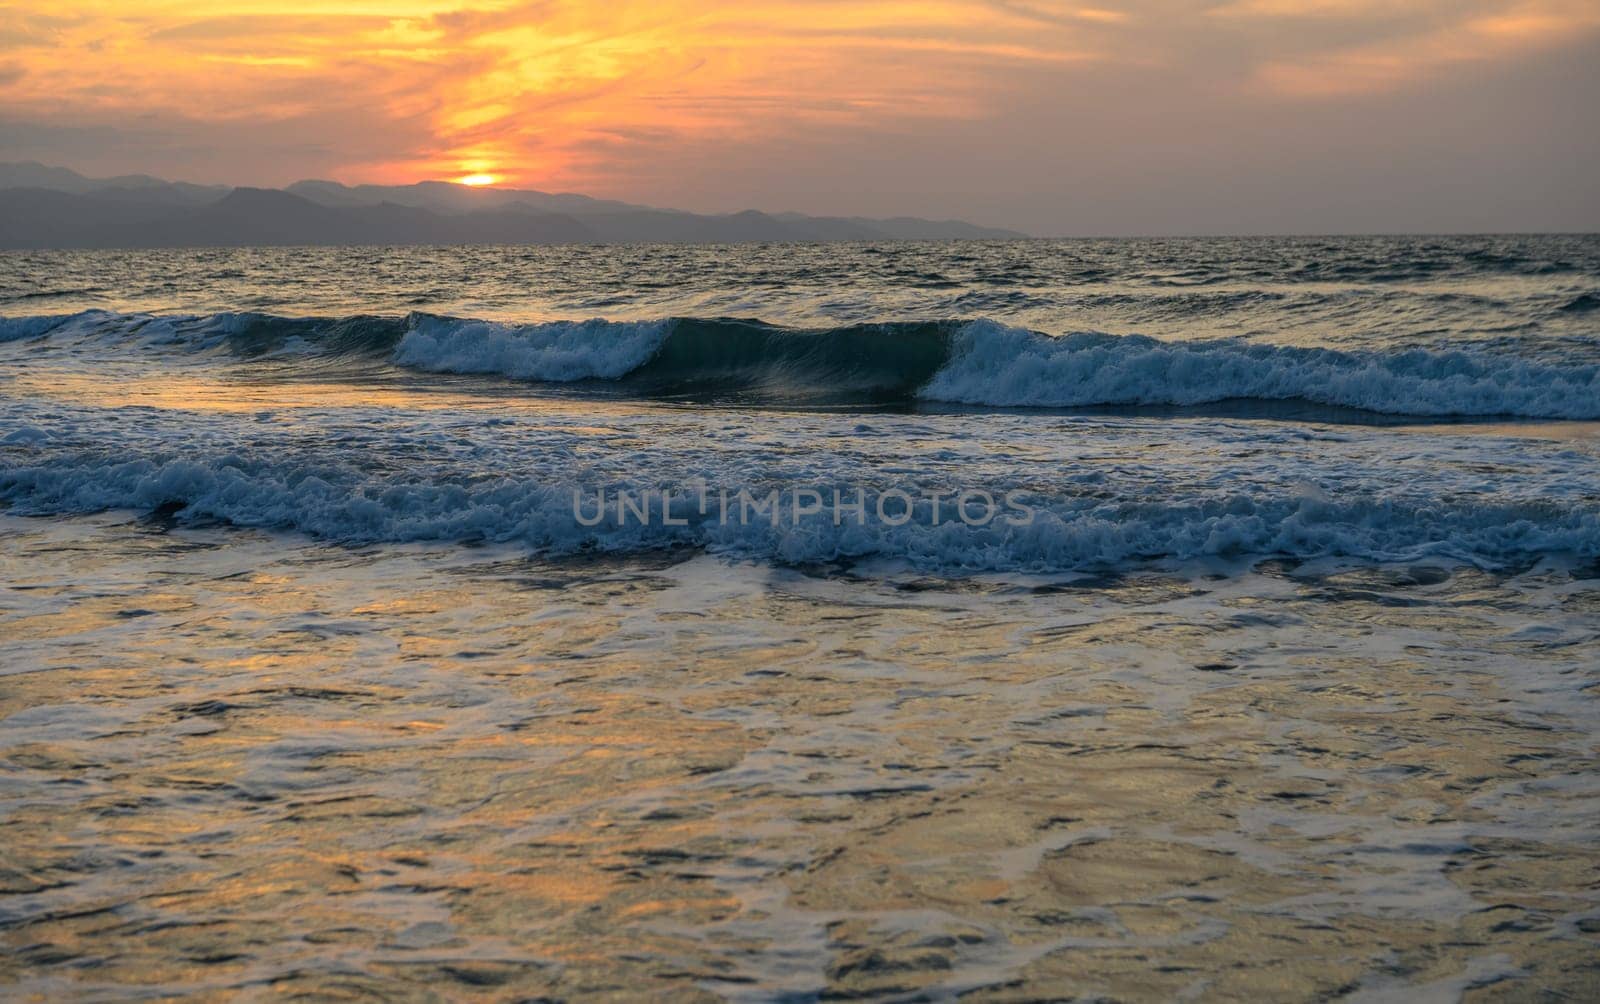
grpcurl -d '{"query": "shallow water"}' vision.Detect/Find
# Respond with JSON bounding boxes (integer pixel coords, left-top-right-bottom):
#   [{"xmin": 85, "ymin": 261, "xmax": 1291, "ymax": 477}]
[
  {"xmin": 2, "ymin": 516, "xmax": 1598, "ymax": 998},
  {"xmin": 2, "ymin": 237, "xmax": 1599, "ymax": 998}
]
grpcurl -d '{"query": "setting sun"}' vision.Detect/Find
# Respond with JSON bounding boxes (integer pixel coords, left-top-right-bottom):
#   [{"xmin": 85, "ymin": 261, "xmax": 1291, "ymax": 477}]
[{"xmin": 457, "ymin": 173, "xmax": 499, "ymax": 187}]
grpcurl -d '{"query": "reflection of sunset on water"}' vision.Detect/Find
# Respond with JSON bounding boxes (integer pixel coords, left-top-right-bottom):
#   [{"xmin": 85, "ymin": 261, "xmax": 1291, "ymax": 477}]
[{"xmin": 4, "ymin": 513, "xmax": 1595, "ymax": 996}]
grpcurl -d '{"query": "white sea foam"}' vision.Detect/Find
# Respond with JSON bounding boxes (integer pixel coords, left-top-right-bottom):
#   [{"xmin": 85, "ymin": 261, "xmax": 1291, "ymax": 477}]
[
  {"xmin": 920, "ymin": 320, "xmax": 1600, "ymax": 418},
  {"xmin": 6, "ymin": 310, "xmax": 1600, "ymax": 418},
  {"xmin": 392, "ymin": 314, "xmax": 672, "ymax": 382},
  {"xmin": 3, "ymin": 449, "xmax": 1597, "ymax": 572}
]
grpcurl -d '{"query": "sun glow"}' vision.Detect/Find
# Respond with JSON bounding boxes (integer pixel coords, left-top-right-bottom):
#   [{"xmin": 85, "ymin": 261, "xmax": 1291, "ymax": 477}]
[{"xmin": 2, "ymin": 1, "xmax": 1596, "ymax": 201}]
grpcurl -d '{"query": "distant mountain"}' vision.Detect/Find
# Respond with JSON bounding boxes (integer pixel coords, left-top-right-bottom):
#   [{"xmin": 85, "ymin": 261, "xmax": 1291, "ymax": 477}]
[
  {"xmin": 0, "ymin": 161, "xmax": 229, "ymax": 205},
  {"xmin": 285, "ymin": 178, "xmax": 653, "ymax": 217},
  {"xmin": 0, "ymin": 188, "xmax": 179, "ymax": 249},
  {"xmin": 0, "ymin": 162, "xmax": 102, "ymax": 192},
  {"xmin": 0, "ymin": 162, "xmax": 1028, "ymax": 249},
  {"xmin": 116, "ymin": 187, "xmax": 597, "ymax": 248},
  {"xmin": 0, "ymin": 186, "xmax": 595, "ymax": 249}
]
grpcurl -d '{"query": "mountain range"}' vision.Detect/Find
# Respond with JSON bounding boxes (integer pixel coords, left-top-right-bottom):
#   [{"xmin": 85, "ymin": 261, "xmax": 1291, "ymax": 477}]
[{"xmin": 0, "ymin": 163, "xmax": 1025, "ymax": 249}]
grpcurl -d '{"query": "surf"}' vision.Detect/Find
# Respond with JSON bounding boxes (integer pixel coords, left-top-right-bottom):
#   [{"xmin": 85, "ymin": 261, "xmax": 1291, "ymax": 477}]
[{"xmin": 4, "ymin": 309, "xmax": 1599, "ymax": 418}]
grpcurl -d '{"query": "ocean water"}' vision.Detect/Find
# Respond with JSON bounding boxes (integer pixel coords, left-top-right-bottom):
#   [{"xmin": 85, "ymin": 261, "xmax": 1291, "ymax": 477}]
[{"xmin": 2, "ymin": 236, "xmax": 1598, "ymax": 999}]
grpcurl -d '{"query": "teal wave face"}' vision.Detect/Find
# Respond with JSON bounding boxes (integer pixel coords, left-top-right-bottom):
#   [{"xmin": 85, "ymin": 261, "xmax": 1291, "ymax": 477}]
[
  {"xmin": 5, "ymin": 309, "xmax": 1600, "ymax": 417},
  {"xmin": 622, "ymin": 319, "xmax": 954, "ymax": 404}
]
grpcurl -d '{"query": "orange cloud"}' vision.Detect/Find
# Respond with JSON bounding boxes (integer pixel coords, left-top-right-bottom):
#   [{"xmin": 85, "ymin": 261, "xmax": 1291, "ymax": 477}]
[
  {"xmin": 2, "ymin": 1, "xmax": 1113, "ymax": 185},
  {"xmin": 1216, "ymin": 0, "xmax": 1600, "ymax": 96},
  {"xmin": 0, "ymin": 0, "xmax": 1595, "ymax": 191}
]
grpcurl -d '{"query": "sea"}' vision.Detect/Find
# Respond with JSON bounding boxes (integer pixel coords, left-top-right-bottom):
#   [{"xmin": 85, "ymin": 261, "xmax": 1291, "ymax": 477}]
[{"xmin": 1, "ymin": 235, "xmax": 1598, "ymax": 999}]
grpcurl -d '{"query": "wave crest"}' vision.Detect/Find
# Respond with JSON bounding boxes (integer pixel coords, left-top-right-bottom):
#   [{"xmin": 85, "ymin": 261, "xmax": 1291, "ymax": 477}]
[
  {"xmin": 922, "ymin": 321, "xmax": 1600, "ymax": 418},
  {"xmin": 4, "ymin": 310, "xmax": 1599, "ymax": 418},
  {"xmin": 4, "ymin": 454, "xmax": 1598, "ymax": 572},
  {"xmin": 394, "ymin": 314, "xmax": 672, "ymax": 382}
]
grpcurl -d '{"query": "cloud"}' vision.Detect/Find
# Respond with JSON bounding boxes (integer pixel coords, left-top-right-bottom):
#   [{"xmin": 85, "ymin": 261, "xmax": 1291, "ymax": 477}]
[
  {"xmin": 1216, "ymin": 0, "xmax": 1600, "ymax": 95},
  {"xmin": 0, "ymin": 0, "xmax": 1594, "ymax": 222}
]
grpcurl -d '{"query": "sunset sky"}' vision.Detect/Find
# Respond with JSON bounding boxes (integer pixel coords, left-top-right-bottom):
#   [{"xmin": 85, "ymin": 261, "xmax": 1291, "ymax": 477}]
[{"xmin": 3, "ymin": 1, "xmax": 1597, "ymax": 233}]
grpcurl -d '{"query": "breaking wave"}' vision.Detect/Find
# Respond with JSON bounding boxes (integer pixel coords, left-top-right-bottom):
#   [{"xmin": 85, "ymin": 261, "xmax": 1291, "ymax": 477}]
[
  {"xmin": 922, "ymin": 320, "xmax": 1600, "ymax": 418},
  {"xmin": 2, "ymin": 453, "xmax": 1597, "ymax": 572},
  {"xmin": 4, "ymin": 309, "xmax": 1599, "ymax": 417}
]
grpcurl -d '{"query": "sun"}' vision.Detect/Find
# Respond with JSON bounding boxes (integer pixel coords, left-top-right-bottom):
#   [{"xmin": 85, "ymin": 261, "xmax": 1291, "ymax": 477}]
[{"xmin": 457, "ymin": 173, "xmax": 499, "ymax": 187}]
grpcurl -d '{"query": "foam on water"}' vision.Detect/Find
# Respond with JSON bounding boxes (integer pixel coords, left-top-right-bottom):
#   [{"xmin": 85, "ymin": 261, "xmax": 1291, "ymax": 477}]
[
  {"xmin": 5, "ymin": 309, "xmax": 1600, "ymax": 417},
  {"xmin": 3, "ymin": 238, "xmax": 1600, "ymax": 998},
  {"xmin": 3, "ymin": 398, "xmax": 1597, "ymax": 573},
  {"xmin": 922, "ymin": 320, "xmax": 1600, "ymax": 418},
  {"xmin": 3, "ymin": 510, "xmax": 1594, "ymax": 998},
  {"xmin": 4, "ymin": 461, "xmax": 1597, "ymax": 570},
  {"xmin": 393, "ymin": 314, "xmax": 672, "ymax": 382}
]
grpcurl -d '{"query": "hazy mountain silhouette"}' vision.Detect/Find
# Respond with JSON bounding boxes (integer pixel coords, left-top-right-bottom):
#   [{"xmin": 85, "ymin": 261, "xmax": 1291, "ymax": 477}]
[
  {"xmin": 0, "ymin": 162, "xmax": 1026, "ymax": 249},
  {"xmin": 284, "ymin": 178, "xmax": 651, "ymax": 217}
]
